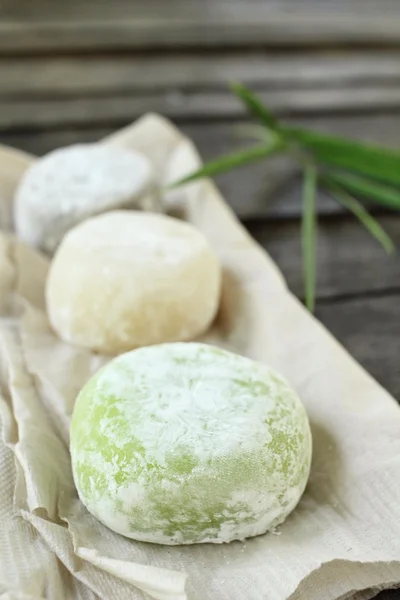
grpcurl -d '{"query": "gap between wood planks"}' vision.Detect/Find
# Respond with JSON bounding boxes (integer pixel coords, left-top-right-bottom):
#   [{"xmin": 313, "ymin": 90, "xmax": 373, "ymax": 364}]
[
  {"xmin": 247, "ymin": 214, "xmax": 400, "ymax": 301},
  {"xmin": 1, "ymin": 50, "xmax": 400, "ymax": 125},
  {"xmin": 2, "ymin": 50, "xmax": 400, "ymax": 98},
  {"xmin": 2, "ymin": 88, "xmax": 400, "ymax": 129},
  {"xmin": 251, "ymin": 212, "xmax": 400, "ymax": 401},
  {"xmin": 315, "ymin": 292, "xmax": 400, "ymax": 400},
  {"xmin": 313, "ymin": 286, "xmax": 400, "ymax": 306}
]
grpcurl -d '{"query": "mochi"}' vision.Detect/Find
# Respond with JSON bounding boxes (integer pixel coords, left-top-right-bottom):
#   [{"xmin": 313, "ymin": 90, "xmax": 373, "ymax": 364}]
[
  {"xmin": 14, "ymin": 143, "xmax": 160, "ymax": 253},
  {"xmin": 46, "ymin": 211, "xmax": 221, "ymax": 354},
  {"xmin": 70, "ymin": 343, "xmax": 312, "ymax": 545}
]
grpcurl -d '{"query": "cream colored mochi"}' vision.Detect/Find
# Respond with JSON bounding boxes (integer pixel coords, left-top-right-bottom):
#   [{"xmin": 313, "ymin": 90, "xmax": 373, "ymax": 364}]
[
  {"xmin": 46, "ymin": 211, "xmax": 221, "ymax": 354},
  {"xmin": 14, "ymin": 143, "xmax": 160, "ymax": 253},
  {"xmin": 70, "ymin": 343, "xmax": 312, "ymax": 545}
]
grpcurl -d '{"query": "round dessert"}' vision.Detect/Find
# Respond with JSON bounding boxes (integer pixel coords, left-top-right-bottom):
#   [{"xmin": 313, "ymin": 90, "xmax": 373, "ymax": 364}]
[
  {"xmin": 14, "ymin": 143, "xmax": 160, "ymax": 253},
  {"xmin": 70, "ymin": 343, "xmax": 312, "ymax": 545},
  {"xmin": 46, "ymin": 211, "xmax": 221, "ymax": 354}
]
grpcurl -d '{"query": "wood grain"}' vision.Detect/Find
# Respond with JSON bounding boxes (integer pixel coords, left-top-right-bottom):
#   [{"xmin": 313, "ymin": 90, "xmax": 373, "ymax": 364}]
[
  {"xmin": 249, "ymin": 214, "xmax": 400, "ymax": 405},
  {"xmin": 3, "ymin": 0, "xmax": 400, "ymax": 22},
  {"xmin": 1, "ymin": 5, "xmax": 400, "ymax": 52},
  {"xmin": 2, "ymin": 51, "xmax": 400, "ymax": 98},
  {"xmin": 247, "ymin": 215, "xmax": 400, "ymax": 300},
  {"xmin": 316, "ymin": 293, "xmax": 400, "ymax": 401},
  {"xmin": 3, "ymin": 86, "xmax": 400, "ymax": 130}
]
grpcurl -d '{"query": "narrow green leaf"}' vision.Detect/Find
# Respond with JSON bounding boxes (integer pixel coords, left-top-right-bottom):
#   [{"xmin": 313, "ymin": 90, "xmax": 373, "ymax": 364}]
[
  {"xmin": 302, "ymin": 166, "xmax": 318, "ymax": 312},
  {"xmin": 323, "ymin": 171, "xmax": 400, "ymax": 211},
  {"xmin": 230, "ymin": 81, "xmax": 278, "ymax": 130},
  {"xmin": 168, "ymin": 142, "xmax": 283, "ymax": 188},
  {"xmin": 324, "ymin": 181, "xmax": 395, "ymax": 255},
  {"xmin": 284, "ymin": 126, "xmax": 400, "ymax": 186},
  {"xmin": 233, "ymin": 123, "xmax": 274, "ymax": 144}
]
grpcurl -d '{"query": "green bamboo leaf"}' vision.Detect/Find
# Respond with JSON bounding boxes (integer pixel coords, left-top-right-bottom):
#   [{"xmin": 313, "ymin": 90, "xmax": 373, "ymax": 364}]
[
  {"xmin": 323, "ymin": 171, "xmax": 400, "ymax": 211},
  {"xmin": 324, "ymin": 181, "xmax": 395, "ymax": 255},
  {"xmin": 284, "ymin": 126, "xmax": 400, "ymax": 186},
  {"xmin": 169, "ymin": 142, "xmax": 283, "ymax": 188},
  {"xmin": 230, "ymin": 82, "xmax": 278, "ymax": 130},
  {"xmin": 302, "ymin": 165, "xmax": 318, "ymax": 312},
  {"xmin": 233, "ymin": 123, "xmax": 274, "ymax": 144}
]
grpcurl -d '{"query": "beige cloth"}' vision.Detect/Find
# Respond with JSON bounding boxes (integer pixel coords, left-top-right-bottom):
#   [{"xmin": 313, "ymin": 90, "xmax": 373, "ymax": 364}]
[{"xmin": 0, "ymin": 115, "xmax": 400, "ymax": 600}]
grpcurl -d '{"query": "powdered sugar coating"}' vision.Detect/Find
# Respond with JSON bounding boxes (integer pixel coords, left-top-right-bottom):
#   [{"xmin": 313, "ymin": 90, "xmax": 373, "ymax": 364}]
[
  {"xmin": 14, "ymin": 143, "xmax": 160, "ymax": 253},
  {"xmin": 70, "ymin": 343, "xmax": 312, "ymax": 544},
  {"xmin": 46, "ymin": 211, "xmax": 221, "ymax": 354}
]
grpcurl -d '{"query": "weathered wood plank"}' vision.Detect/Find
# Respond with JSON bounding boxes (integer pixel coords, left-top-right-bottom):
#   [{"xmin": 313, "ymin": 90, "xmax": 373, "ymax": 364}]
[
  {"xmin": 3, "ymin": 86, "xmax": 400, "ymax": 130},
  {"xmin": 316, "ymin": 293, "xmax": 400, "ymax": 401},
  {"xmin": 1, "ymin": 113, "xmax": 400, "ymax": 219},
  {"xmin": 2, "ymin": 51, "xmax": 400, "ymax": 98},
  {"xmin": 247, "ymin": 215, "xmax": 400, "ymax": 300},
  {"xmin": 3, "ymin": 0, "xmax": 400, "ymax": 22},
  {"xmin": 0, "ymin": 10, "xmax": 400, "ymax": 53}
]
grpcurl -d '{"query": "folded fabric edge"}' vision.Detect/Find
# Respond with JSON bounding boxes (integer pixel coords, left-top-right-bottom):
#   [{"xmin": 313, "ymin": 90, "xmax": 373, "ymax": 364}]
[
  {"xmin": 76, "ymin": 547, "xmax": 188, "ymax": 600},
  {"xmin": 287, "ymin": 557, "xmax": 400, "ymax": 600}
]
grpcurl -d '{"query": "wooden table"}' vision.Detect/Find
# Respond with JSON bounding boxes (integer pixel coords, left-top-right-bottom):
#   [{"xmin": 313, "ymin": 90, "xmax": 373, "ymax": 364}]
[{"xmin": 1, "ymin": 2, "xmax": 400, "ymax": 598}]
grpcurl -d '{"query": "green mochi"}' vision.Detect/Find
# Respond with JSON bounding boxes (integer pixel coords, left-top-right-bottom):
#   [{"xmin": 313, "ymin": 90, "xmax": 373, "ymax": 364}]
[{"xmin": 70, "ymin": 342, "xmax": 312, "ymax": 545}]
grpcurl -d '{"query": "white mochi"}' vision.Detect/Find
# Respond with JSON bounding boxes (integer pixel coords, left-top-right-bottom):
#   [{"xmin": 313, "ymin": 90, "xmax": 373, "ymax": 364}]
[
  {"xmin": 70, "ymin": 343, "xmax": 312, "ymax": 544},
  {"xmin": 46, "ymin": 211, "xmax": 221, "ymax": 354},
  {"xmin": 14, "ymin": 143, "xmax": 160, "ymax": 253}
]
